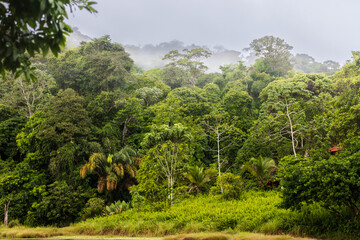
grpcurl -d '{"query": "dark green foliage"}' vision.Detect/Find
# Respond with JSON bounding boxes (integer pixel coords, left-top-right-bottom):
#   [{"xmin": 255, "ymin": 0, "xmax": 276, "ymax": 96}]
[
  {"xmin": 184, "ymin": 166, "xmax": 216, "ymax": 194},
  {"xmin": 26, "ymin": 181, "xmax": 89, "ymax": 227},
  {"xmin": 195, "ymin": 73, "xmax": 224, "ymax": 89},
  {"xmin": 0, "ymin": 160, "xmax": 46, "ymax": 224},
  {"xmin": 48, "ymin": 36, "xmax": 133, "ymax": 96},
  {"xmin": 81, "ymin": 197, "xmax": 105, "ymax": 220},
  {"xmin": 162, "ymin": 66, "xmax": 189, "ymax": 89},
  {"xmin": 0, "ymin": 106, "xmax": 26, "ymax": 160},
  {"xmin": 0, "ymin": 0, "xmax": 96, "ymax": 81},
  {"xmin": 37, "ymin": 88, "xmax": 92, "ymax": 178},
  {"xmin": 279, "ymin": 144, "xmax": 360, "ymax": 220},
  {"xmin": 241, "ymin": 156, "xmax": 276, "ymax": 188}
]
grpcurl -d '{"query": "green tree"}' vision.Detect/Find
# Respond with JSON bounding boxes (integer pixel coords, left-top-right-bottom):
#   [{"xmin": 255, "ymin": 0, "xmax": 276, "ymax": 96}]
[
  {"xmin": 25, "ymin": 181, "xmax": 89, "ymax": 226},
  {"xmin": 211, "ymin": 172, "xmax": 243, "ymax": 200},
  {"xmin": 279, "ymin": 143, "xmax": 360, "ymax": 220},
  {"xmin": 163, "ymin": 48, "xmax": 211, "ymax": 86},
  {"xmin": 135, "ymin": 87, "xmax": 163, "ymax": 107},
  {"xmin": 0, "ymin": 160, "xmax": 46, "ymax": 226},
  {"xmin": 248, "ymin": 36, "xmax": 293, "ymax": 77},
  {"xmin": 257, "ymin": 77, "xmax": 311, "ymax": 157},
  {"xmin": 48, "ymin": 36, "xmax": 133, "ymax": 96},
  {"xmin": 142, "ymin": 124, "xmax": 192, "ymax": 205},
  {"xmin": 255, "ymin": 74, "xmax": 332, "ymax": 159},
  {"xmin": 0, "ymin": 64, "xmax": 56, "ymax": 118},
  {"xmin": 80, "ymin": 146, "xmax": 138, "ymax": 193},
  {"xmin": 36, "ymin": 88, "xmax": 91, "ymax": 178},
  {"xmin": 202, "ymin": 111, "xmax": 240, "ymax": 180},
  {"xmin": 220, "ymin": 61, "xmax": 247, "ymax": 86},
  {"xmin": 195, "ymin": 73, "xmax": 224, "ymax": 89},
  {"xmin": 0, "ymin": 0, "xmax": 96, "ymax": 81},
  {"xmin": 162, "ymin": 66, "xmax": 189, "ymax": 89}
]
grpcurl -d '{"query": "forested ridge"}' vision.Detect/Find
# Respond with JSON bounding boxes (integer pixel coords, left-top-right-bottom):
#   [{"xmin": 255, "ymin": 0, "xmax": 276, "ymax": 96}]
[{"xmin": 1, "ymin": 35, "xmax": 360, "ymax": 237}]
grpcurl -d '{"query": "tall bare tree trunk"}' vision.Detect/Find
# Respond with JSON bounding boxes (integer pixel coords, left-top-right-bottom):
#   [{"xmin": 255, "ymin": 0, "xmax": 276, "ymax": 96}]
[
  {"xmin": 285, "ymin": 101, "xmax": 297, "ymax": 157},
  {"xmin": 4, "ymin": 199, "xmax": 10, "ymax": 227},
  {"xmin": 216, "ymin": 126, "xmax": 224, "ymax": 194}
]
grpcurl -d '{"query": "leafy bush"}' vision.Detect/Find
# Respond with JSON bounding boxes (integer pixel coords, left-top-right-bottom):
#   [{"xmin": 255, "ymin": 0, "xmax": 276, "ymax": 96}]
[
  {"xmin": 81, "ymin": 197, "xmax": 105, "ymax": 220},
  {"xmin": 278, "ymin": 152, "xmax": 360, "ymax": 221},
  {"xmin": 7, "ymin": 219, "xmax": 21, "ymax": 228},
  {"xmin": 210, "ymin": 173, "xmax": 243, "ymax": 199},
  {"xmin": 25, "ymin": 181, "xmax": 88, "ymax": 227},
  {"xmin": 106, "ymin": 200, "xmax": 130, "ymax": 215}
]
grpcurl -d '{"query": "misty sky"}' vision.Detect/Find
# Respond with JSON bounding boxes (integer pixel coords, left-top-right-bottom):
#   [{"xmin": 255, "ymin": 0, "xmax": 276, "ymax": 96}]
[{"xmin": 67, "ymin": 0, "xmax": 360, "ymax": 64}]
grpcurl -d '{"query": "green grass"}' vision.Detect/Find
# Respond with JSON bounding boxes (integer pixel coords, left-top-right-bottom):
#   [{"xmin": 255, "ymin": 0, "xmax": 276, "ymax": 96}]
[
  {"xmin": 72, "ymin": 191, "xmax": 292, "ymax": 236},
  {"xmin": 2, "ymin": 191, "xmax": 347, "ymax": 238}
]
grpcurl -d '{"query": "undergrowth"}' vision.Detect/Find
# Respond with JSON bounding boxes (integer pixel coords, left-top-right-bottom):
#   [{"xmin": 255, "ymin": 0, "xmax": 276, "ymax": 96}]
[
  {"xmin": 72, "ymin": 191, "xmax": 360, "ymax": 238},
  {"xmin": 73, "ymin": 191, "xmax": 289, "ymax": 236}
]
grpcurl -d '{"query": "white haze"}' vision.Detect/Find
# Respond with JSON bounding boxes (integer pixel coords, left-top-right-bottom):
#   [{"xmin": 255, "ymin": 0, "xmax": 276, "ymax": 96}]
[{"xmin": 66, "ymin": 0, "xmax": 360, "ymax": 66}]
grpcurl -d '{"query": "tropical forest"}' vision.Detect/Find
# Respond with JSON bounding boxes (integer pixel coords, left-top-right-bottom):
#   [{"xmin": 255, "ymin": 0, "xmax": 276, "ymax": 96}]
[{"xmin": 1, "ymin": 1, "xmax": 360, "ymax": 239}]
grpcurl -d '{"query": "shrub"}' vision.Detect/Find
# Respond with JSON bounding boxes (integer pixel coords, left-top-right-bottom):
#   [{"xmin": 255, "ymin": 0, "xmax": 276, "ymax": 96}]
[
  {"xmin": 7, "ymin": 219, "xmax": 21, "ymax": 228},
  {"xmin": 81, "ymin": 197, "xmax": 105, "ymax": 220},
  {"xmin": 210, "ymin": 173, "xmax": 243, "ymax": 199},
  {"xmin": 106, "ymin": 200, "xmax": 130, "ymax": 215}
]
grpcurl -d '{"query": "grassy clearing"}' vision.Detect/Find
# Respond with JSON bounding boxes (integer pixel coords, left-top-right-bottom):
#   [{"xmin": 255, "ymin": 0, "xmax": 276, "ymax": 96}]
[
  {"xmin": 72, "ymin": 191, "xmax": 293, "ymax": 236},
  {"xmin": 0, "ymin": 191, "xmax": 333, "ymax": 239}
]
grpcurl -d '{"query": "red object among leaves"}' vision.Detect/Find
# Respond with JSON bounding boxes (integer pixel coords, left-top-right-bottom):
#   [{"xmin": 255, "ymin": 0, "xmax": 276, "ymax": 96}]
[{"xmin": 328, "ymin": 146, "xmax": 342, "ymax": 154}]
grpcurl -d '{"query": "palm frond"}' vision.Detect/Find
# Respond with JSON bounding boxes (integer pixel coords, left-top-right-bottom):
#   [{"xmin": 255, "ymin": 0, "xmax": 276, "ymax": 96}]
[
  {"xmin": 113, "ymin": 163, "xmax": 124, "ymax": 177},
  {"xmin": 80, "ymin": 164, "xmax": 89, "ymax": 178}
]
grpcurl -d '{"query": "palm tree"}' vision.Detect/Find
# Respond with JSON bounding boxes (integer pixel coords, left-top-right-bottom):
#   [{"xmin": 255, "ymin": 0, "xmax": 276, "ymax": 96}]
[
  {"xmin": 185, "ymin": 166, "xmax": 216, "ymax": 194},
  {"xmin": 241, "ymin": 156, "xmax": 277, "ymax": 188},
  {"xmin": 80, "ymin": 146, "xmax": 139, "ymax": 193}
]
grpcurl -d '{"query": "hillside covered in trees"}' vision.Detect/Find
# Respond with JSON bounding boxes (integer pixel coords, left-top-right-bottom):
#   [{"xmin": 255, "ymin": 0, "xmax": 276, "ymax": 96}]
[{"xmin": 1, "ymin": 34, "xmax": 360, "ymax": 238}]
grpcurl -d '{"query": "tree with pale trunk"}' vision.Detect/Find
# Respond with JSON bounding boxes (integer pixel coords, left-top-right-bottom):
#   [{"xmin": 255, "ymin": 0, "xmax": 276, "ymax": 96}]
[
  {"xmin": 163, "ymin": 48, "xmax": 211, "ymax": 86},
  {"xmin": 142, "ymin": 123, "xmax": 192, "ymax": 206}
]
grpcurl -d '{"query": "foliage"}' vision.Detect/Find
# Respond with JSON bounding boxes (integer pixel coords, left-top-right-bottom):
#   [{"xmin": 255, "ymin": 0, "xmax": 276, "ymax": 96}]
[
  {"xmin": 36, "ymin": 88, "xmax": 92, "ymax": 178},
  {"xmin": 142, "ymin": 123, "xmax": 193, "ymax": 205},
  {"xmin": 184, "ymin": 166, "xmax": 216, "ymax": 194},
  {"xmin": 7, "ymin": 219, "xmax": 21, "ymax": 228},
  {"xmin": 163, "ymin": 48, "xmax": 211, "ymax": 86},
  {"xmin": 2, "ymin": 31, "xmax": 360, "ymax": 238},
  {"xmin": 48, "ymin": 36, "xmax": 133, "ymax": 96},
  {"xmin": 211, "ymin": 173, "xmax": 243, "ymax": 200},
  {"xmin": 0, "ymin": 64, "xmax": 56, "ymax": 118},
  {"xmin": 248, "ymin": 36, "xmax": 293, "ymax": 77},
  {"xmin": 0, "ymin": 105, "xmax": 27, "ymax": 160},
  {"xmin": 80, "ymin": 146, "xmax": 138, "ymax": 193},
  {"xmin": 294, "ymin": 53, "xmax": 340, "ymax": 75},
  {"xmin": 105, "ymin": 200, "xmax": 130, "ymax": 215},
  {"xmin": 278, "ymin": 146, "xmax": 360, "ymax": 220},
  {"xmin": 81, "ymin": 197, "xmax": 105, "ymax": 220},
  {"xmin": 0, "ymin": 0, "xmax": 96, "ymax": 81},
  {"xmin": 0, "ymin": 160, "xmax": 46, "ymax": 225},
  {"xmin": 25, "ymin": 181, "xmax": 89, "ymax": 227},
  {"xmin": 74, "ymin": 191, "xmax": 290, "ymax": 233},
  {"xmin": 135, "ymin": 87, "xmax": 164, "ymax": 107},
  {"xmin": 241, "ymin": 156, "xmax": 277, "ymax": 188}
]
